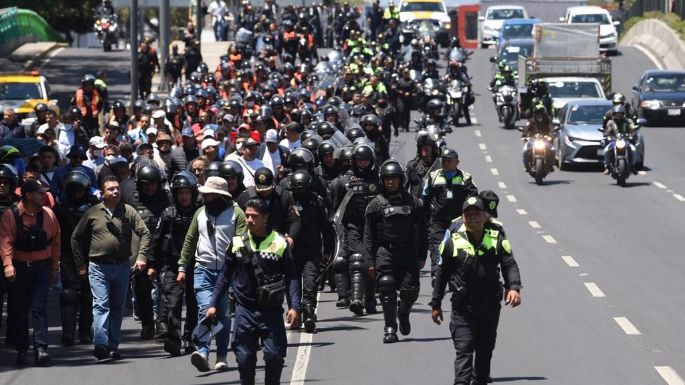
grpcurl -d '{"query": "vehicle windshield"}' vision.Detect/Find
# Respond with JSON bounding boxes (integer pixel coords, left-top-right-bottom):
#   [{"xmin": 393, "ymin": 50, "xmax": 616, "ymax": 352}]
[
  {"xmin": 488, "ymin": 9, "xmax": 525, "ymax": 20},
  {"xmin": 642, "ymin": 74, "xmax": 685, "ymax": 92},
  {"xmin": 548, "ymin": 81, "xmax": 603, "ymax": 98},
  {"xmin": 501, "ymin": 23, "xmax": 535, "ymax": 39},
  {"xmin": 500, "ymin": 45, "xmax": 533, "ymax": 65},
  {"xmin": 567, "ymin": 105, "xmax": 609, "ymax": 124},
  {"xmin": 401, "ymin": 2, "xmax": 444, "ymax": 13},
  {"xmin": 571, "ymin": 13, "xmax": 609, "ymax": 24},
  {"xmin": 0, "ymin": 82, "xmax": 42, "ymax": 100}
]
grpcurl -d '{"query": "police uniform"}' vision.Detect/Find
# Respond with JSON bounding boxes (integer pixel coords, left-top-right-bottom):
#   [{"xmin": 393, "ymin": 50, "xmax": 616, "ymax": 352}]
[
  {"xmin": 211, "ymin": 230, "xmax": 301, "ymax": 385},
  {"xmin": 431, "ymin": 198, "xmax": 521, "ymax": 385},
  {"xmin": 363, "ymin": 182, "xmax": 427, "ymax": 342}
]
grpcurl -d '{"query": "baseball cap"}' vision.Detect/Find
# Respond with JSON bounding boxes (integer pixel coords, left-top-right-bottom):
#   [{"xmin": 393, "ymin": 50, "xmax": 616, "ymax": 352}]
[
  {"xmin": 441, "ymin": 148, "xmax": 458, "ymax": 159},
  {"xmin": 89, "ymin": 136, "xmax": 106, "ymax": 149},
  {"xmin": 146, "ymin": 127, "xmax": 158, "ymax": 136},
  {"xmin": 181, "ymin": 127, "xmax": 194, "ymax": 137},
  {"xmin": 21, "ymin": 179, "xmax": 50, "ymax": 195},
  {"xmin": 479, "ymin": 190, "xmax": 499, "ymax": 218},
  {"xmin": 254, "ymin": 167, "xmax": 274, "ymax": 192},
  {"xmin": 462, "ymin": 196, "xmax": 485, "ymax": 212},
  {"xmin": 198, "ymin": 176, "xmax": 232, "ymax": 197},
  {"xmin": 244, "ymin": 137, "xmax": 258, "ymax": 147},
  {"xmin": 203, "ymin": 127, "xmax": 216, "ymax": 138},
  {"xmin": 201, "ymin": 138, "xmax": 220, "ymax": 151},
  {"xmin": 152, "ymin": 109, "xmax": 166, "ymax": 119},
  {"xmin": 265, "ymin": 129, "xmax": 278, "ymax": 143}
]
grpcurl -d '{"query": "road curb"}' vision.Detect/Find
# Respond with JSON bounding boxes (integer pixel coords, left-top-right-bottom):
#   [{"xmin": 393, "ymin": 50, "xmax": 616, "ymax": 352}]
[
  {"xmin": 620, "ymin": 19, "xmax": 685, "ymax": 69},
  {"xmin": 10, "ymin": 42, "xmax": 68, "ymax": 71}
]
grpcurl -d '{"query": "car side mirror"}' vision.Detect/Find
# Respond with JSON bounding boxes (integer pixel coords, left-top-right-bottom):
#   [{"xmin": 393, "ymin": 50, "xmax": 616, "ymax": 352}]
[
  {"xmin": 558, "ymin": 16, "xmax": 565, "ymax": 22},
  {"xmin": 636, "ymin": 118, "xmax": 647, "ymax": 126},
  {"xmin": 613, "ymin": 20, "xmax": 620, "ymax": 26},
  {"xmin": 552, "ymin": 118, "xmax": 560, "ymax": 125},
  {"xmin": 478, "ymin": 15, "xmax": 485, "ymax": 22},
  {"xmin": 632, "ymin": 84, "xmax": 639, "ymax": 91},
  {"xmin": 489, "ymin": 56, "xmax": 497, "ymax": 63}
]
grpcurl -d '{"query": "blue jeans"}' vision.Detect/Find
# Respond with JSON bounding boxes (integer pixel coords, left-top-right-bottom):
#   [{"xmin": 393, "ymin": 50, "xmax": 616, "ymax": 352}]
[
  {"xmin": 9, "ymin": 259, "xmax": 51, "ymax": 352},
  {"xmin": 233, "ymin": 304, "xmax": 287, "ymax": 385},
  {"xmin": 194, "ymin": 265, "xmax": 230, "ymax": 357},
  {"xmin": 89, "ymin": 260, "xmax": 130, "ymax": 350}
]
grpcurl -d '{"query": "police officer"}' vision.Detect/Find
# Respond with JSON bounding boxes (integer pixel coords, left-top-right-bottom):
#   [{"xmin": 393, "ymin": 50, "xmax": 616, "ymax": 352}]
[
  {"xmin": 289, "ymin": 170, "xmax": 334, "ymax": 332},
  {"xmin": 207, "ymin": 198, "xmax": 301, "ymax": 385},
  {"xmin": 123, "ymin": 165, "xmax": 172, "ymax": 339},
  {"xmin": 422, "ymin": 148, "xmax": 477, "ymax": 284},
  {"xmin": 448, "ymin": 190, "xmax": 504, "ymax": 236},
  {"xmin": 219, "ymin": 160, "xmax": 247, "ymax": 197},
  {"xmin": 330, "ymin": 143, "xmax": 380, "ymax": 315},
  {"xmin": 149, "ymin": 171, "xmax": 200, "ymax": 356},
  {"xmin": 360, "ymin": 114, "xmax": 390, "ymax": 167},
  {"xmin": 431, "ymin": 197, "xmax": 522, "ymax": 385},
  {"xmin": 54, "ymin": 170, "xmax": 100, "ymax": 346},
  {"xmin": 315, "ymin": 142, "xmax": 340, "ymax": 184},
  {"xmin": 0, "ymin": 164, "xmax": 19, "ymax": 343},
  {"xmin": 279, "ymin": 148, "xmax": 330, "ymax": 207},
  {"xmin": 406, "ymin": 130, "xmax": 440, "ymax": 200},
  {"xmin": 363, "ymin": 160, "xmax": 427, "ymax": 343}
]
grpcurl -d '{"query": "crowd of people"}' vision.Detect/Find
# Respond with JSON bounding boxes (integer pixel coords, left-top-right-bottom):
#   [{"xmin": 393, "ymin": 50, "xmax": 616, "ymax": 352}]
[{"xmin": 0, "ymin": 1, "xmax": 522, "ymax": 384}]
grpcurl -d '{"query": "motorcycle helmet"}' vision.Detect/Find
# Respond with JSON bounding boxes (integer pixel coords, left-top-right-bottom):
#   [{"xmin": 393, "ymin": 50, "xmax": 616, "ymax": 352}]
[
  {"xmin": 379, "ymin": 159, "xmax": 406, "ymax": 185},
  {"xmin": 219, "ymin": 160, "xmax": 245, "ymax": 184},
  {"xmin": 205, "ymin": 161, "xmax": 221, "ymax": 178},
  {"xmin": 612, "ymin": 92, "xmax": 626, "ymax": 106}
]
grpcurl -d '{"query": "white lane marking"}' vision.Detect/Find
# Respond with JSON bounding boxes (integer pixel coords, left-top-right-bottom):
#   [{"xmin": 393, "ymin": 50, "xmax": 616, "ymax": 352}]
[
  {"xmin": 498, "ymin": 181, "xmax": 507, "ymax": 189},
  {"xmin": 542, "ymin": 235, "xmax": 557, "ymax": 244},
  {"xmin": 655, "ymin": 366, "xmax": 685, "ymax": 385},
  {"xmin": 653, "ymin": 181, "xmax": 667, "ymax": 189},
  {"xmin": 471, "ymin": 116, "xmax": 478, "ymax": 125},
  {"xmin": 290, "ymin": 292, "xmax": 321, "ymax": 385},
  {"xmin": 37, "ymin": 47, "xmax": 65, "ymax": 70},
  {"xmin": 561, "ymin": 256, "xmax": 579, "ymax": 267},
  {"xmin": 490, "ymin": 168, "xmax": 499, "ymax": 176},
  {"xmin": 479, "ymin": 143, "xmax": 487, "ymax": 150},
  {"xmin": 674, "ymin": 194, "xmax": 685, "ymax": 202},
  {"xmin": 528, "ymin": 221, "xmax": 541, "ymax": 229},
  {"xmin": 484, "ymin": 155, "xmax": 493, "ymax": 163},
  {"xmin": 584, "ymin": 282, "xmax": 606, "ymax": 298},
  {"xmin": 474, "ymin": 129, "xmax": 482, "ymax": 137},
  {"xmin": 516, "ymin": 209, "xmax": 527, "ymax": 215},
  {"xmin": 638, "ymin": 170, "xmax": 647, "ymax": 175},
  {"xmin": 613, "ymin": 317, "xmax": 641, "ymax": 335},
  {"xmin": 506, "ymin": 195, "xmax": 517, "ymax": 203}
]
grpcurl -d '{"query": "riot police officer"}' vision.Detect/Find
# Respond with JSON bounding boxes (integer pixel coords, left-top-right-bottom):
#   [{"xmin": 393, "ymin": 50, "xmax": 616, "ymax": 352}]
[
  {"xmin": 363, "ymin": 160, "xmax": 427, "ymax": 343},
  {"xmin": 55, "ymin": 170, "xmax": 101, "ymax": 346},
  {"xmin": 289, "ymin": 170, "xmax": 334, "ymax": 332},
  {"xmin": 123, "ymin": 165, "xmax": 172, "ymax": 339},
  {"xmin": 279, "ymin": 148, "xmax": 330, "ymax": 207},
  {"xmin": 360, "ymin": 114, "xmax": 390, "ymax": 167},
  {"xmin": 330, "ymin": 143, "xmax": 380, "ymax": 315},
  {"xmin": 149, "ymin": 171, "xmax": 200, "ymax": 356},
  {"xmin": 431, "ymin": 197, "xmax": 522, "ymax": 385},
  {"xmin": 315, "ymin": 142, "xmax": 340, "ymax": 184},
  {"xmin": 219, "ymin": 160, "xmax": 247, "ymax": 197},
  {"xmin": 422, "ymin": 148, "xmax": 477, "ymax": 284},
  {"xmin": 406, "ymin": 130, "xmax": 440, "ymax": 200}
]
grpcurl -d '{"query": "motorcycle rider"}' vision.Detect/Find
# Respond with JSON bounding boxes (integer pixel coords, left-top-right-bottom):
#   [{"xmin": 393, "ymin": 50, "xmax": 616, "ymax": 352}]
[
  {"xmin": 73, "ymin": 74, "xmax": 102, "ymax": 136},
  {"xmin": 602, "ymin": 104, "xmax": 639, "ymax": 174},
  {"xmin": 329, "ymin": 143, "xmax": 380, "ymax": 315},
  {"xmin": 94, "ymin": 0, "xmax": 116, "ymax": 19},
  {"xmin": 418, "ymin": 98, "xmax": 447, "ymax": 131},
  {"xmin": 406, "ymin": 130, "xmax": 440, "ymax": 200},
  {"xmin": 396, "ymin": 68, "xmax": 417, "ymax": 133},
  {"xmin": 603, "ymin": 93, "xmax": 638, "ymax": 128},
  {"xmin": 55, "ymin": 170, "xmax": 100, "ymax": 346},
  {"xmin": 422, "ymin": 148, "xmax": 478, "ymax": 284},
  {"xmin": 489, "ymin": 65, "xmax": 516, "ymax": 91},
  {"xmin": 363, "ymin": 160, "xmax": 427, "ymax": 343},
  {"xmin": 521, "ymin": 104, "xmax": 555, "ymax": 173},
  {"xmin": 530, "ymin": 80, "xmax": 554, "ymax": 118}
]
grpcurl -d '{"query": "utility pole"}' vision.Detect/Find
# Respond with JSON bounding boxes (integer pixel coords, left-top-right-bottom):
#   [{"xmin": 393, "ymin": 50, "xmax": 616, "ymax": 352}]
[
  {"xmin": 159, "ymin": 0, "xmax": 170, "ymax": 91},
  {"xmin": 131, "ymin": 0, "xmax": 139, "ymax": 108}
]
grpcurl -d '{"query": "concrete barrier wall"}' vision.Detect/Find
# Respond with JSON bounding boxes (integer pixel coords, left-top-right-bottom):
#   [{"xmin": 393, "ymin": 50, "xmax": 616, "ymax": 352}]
[{"xmin": 621, "ymin": 19, "xmax": 685, "ymax": 69}]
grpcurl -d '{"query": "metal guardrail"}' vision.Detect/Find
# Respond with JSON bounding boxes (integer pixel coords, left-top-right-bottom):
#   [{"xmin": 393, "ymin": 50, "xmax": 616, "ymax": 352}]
[{"xmin": 0, "ymin": 7, "xmax": 65, "ymax": 56}]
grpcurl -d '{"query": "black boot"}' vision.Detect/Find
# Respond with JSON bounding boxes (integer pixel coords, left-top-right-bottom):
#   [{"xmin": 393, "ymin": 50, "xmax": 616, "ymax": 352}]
[
  {"xmin": 398, "ymin": 300, "xmax": 412, "ymax": 336},
  {"xmin": 333, "ymin": 271, "xmax": 350, "ymax": 308},
  {"xmin": 303, "ymin": 304, "xmax": 316, "ymax": 333},
  {"xmin": 383, "ymin": 327, "xmax": 399, "ymax": 343},
  {"xmin": 349, "ymin": 254, "xmax": 365, "ymax": 316},
  {"xmin": 154, "ymin": 321, "xmax": 168, "ymax": 340}
]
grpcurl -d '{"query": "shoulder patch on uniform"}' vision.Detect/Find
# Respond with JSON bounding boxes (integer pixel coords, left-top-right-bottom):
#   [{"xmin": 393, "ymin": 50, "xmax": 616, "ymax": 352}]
[{"xmin": 502, "ymin": 239, "xmax": 512, "ymax": 253}]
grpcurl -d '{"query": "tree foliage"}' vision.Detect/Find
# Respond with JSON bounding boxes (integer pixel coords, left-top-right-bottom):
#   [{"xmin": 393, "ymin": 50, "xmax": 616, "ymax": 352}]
[{"xmin": 0, "ymin": 0, "xmax": 99, "ymax": 39}]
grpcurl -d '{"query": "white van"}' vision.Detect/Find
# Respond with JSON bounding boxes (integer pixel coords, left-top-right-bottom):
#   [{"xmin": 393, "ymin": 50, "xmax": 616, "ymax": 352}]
[{"xmin": 560, "ymin": 6, "xmax": 620, "ymax": 54}]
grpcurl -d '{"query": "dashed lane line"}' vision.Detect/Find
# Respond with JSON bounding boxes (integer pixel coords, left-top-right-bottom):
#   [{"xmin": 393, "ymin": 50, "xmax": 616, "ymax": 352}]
[
  {"xmin": 484, "ymin": 155, "xmax": 493, "ymax": 163},
  {"xmin": 613, "ymin": 317, "xmax": 641, "ymax": 335},
  {"xmin": 584, "ymin": 282, "xmax": 606, "ymax": 298},
  {"xmin": 674, "ymin": 194, "xmax": 685, "ymax": 202},
  {"xmin": 506, "ymin": 195, "xmax": 517, "ymax": 203},
  {"xmin": 479, "ymin": 143, "xmax": 487, "ymax": 150},
  {"xmin": 498, "ymin": 181, "xmax": 507, "ymax": 189},
  {"xmin": 561, "ymin": 255, "xmax": 579, "ymax": 267},
  {"xmin": 528, "ymin": 221, "xmax": 541, "ymax": 229},
  {"xmin": 655, "ymin": 366, "xmax": 685, "ymax": 385},
  {"xmin": 542, "ymin": 235, "xmax": 557, "ymax": 244},
  {"xmin": 516, "ymin": 209, "xmax": 527, "ymax": 215},
  {"xmin": 654, "ymin": 182, "xmax": 667, "ymax": 189},
  {"xmin": 474, "ymin": 129, "xmax": 482, "ymax": 137},
  {"xmin": 490, "ymin": 168, "xmax": 499, "ymax": 176}
]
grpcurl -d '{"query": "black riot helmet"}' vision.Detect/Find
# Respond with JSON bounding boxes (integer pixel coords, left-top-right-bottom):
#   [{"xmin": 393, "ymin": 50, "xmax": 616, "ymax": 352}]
[
  {"xmin": 0, "ymin": 163, "xmax": 19, "ymax": 191},
  {"xmin": 146, "ymin": 93, "xmax": 161, "ymax": 105},
  {"xmin": 360, "ymin": 114, "xmax": 380, "ymax": 130},
  {"xmin": 63, "ymin": 169, "xmax": 92, "ymax": 196},
  {"xmin": 300, "ymin": 129, "xmax": 316, "ymax": 142},
  {"xmin": 289, "ymin": 148, "xmax": 316, "ymax": 170},
  {"xmin": 426, "ymin": 98, "xmax": 443, "ymax": 114},
  {"xmin": 345, "ymin": 127, "xmax": 365, "ymax": 141},
  {"xmin": 317, "ymin": 142, "xmax": 336, "ymax": 159},
  {"xmin": 323, "ymin": 105, "xmax": 338, "ymax": 120},
  {"xmin": 136, "ymin": 165, "xmax": 163, "ymax": 184},
  {"xmin": 81, "ymin": 74, "xmax": 96, "ymax": 86},
  {"xmin": 316, "ymin": 121, "xmax": 336, "ymax": 139},
  {"xmin": 34, "ymin": 102, "xmax": 49, "ymax": 114},
  {"xmin": 170, "ymin": 170, "xmax": 199, "ymax": 202},
  {"xmin": 340, "ymin": 146, "xmax": 354, "ymax": 172},
  {"xmin": 352, "ymin": 143, "xmax": 375, "ymax": 169},
  {"xmin": 205, "ymin": 161, "xmax": 221, "ymax": 178},
  {"xmin": 379, "ymin": 159, "xmax": 406, "ymax": 185},
  {"xmin": 290, "ymin": 170, "xmax": 312, "ymax": 199},
  {"xmin": 218, "ymin": 160, "xmax": 245, "ymax": 184},
  {"xmin": 301, "ymin": 139, "xmax": 321, "ymax": 164}
]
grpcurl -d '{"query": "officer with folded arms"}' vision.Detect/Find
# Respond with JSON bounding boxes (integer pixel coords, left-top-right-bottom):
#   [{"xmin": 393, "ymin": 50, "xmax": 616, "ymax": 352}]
[{"xmin": 430, "ymin": 197, "xmax": 521, "ymax": 385}]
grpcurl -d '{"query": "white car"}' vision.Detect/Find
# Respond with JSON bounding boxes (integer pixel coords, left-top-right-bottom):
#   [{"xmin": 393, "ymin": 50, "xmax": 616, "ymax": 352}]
[
  {"xmin": 479, "ymin": 5, "xmax": 528, "ymax": 48},
  {"xmin": 560, "ymin": 6, "xmax": 620, "ymax": 54},
  {"xmin": 542, "ymin": 77, "xmax": 607, "ymax": 113}
]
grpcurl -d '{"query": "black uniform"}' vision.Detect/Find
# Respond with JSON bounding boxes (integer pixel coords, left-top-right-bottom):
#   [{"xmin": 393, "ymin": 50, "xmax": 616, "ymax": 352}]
[
  {"xmin": 54, "ymin": 194, "xmax": 100, "ymax": 345},
  {"xmin": 431, "ymin": 221, "xmax": 521, "ymax": 385},
  {"xmin": 149, "ymin": 202, "xmax": 199, "ymax": 354},
  {"xmin": 363, "ymin": 190, "xmax": 427, "ymax": 341},
  {"xmin": 278, "ymin": 173, "xmax": 331, "ymax": 210},
  {"xmin": 236, "ymin": 186, "xmax": 300, "ymax": 238},
  {"xmin": 405, "ymin": 156, "xmax": 435, "ymax": 200},
  {"xmin": 315, "ymin": 164, "xmax": 340, "ymax": 185}
]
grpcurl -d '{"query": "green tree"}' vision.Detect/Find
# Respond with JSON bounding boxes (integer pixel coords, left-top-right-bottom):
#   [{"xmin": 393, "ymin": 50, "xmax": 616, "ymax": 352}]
[{"xmin": 0, "ymin": 0, "xmax": 98, "ymax": 43}]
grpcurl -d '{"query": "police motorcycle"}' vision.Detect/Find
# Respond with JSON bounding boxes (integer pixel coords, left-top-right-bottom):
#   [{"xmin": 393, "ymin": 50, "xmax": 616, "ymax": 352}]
[
  {"xmin": 94, "ymin": 14, "xmax": 118, "ymax": 52},
  {"xmin": 525, "ymin": 132, "xmax": 554, "ymax": 185},
  {"xmin": 601, "ymin": 118, "xmax": 645, "ymax": 187},
  {"xmin": 495, "ymin": 83, "xmax": 518, "ymax": 130},
  {"xmin": 445, "ymin": 76, "xmax": 471, "ymax": 126}
]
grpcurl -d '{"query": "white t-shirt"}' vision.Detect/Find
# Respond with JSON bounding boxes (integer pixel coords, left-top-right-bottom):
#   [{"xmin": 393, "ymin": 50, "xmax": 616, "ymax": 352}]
[
  {"xmin": 280, "ymin": 138, "xmax": 301, "ymax": 151},
  {"xmin": 207, "ymin": 0, "xmax": 228, "ymax": 24},
  {"xmin": 262, "ymin": 147, "xmax": 281, "ymax": 175},
  {"xmin": 237, "ymin": 157, "xmax": 265, "ymax": 187}
]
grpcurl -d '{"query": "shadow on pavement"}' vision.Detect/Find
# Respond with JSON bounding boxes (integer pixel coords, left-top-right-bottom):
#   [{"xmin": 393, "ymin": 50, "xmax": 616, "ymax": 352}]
[
  {"xmin": 492, "ymin": 376, "xmax": 548, "ymax": 382},
  {"xmin": 398, "ymin": 336, "xmax": 451, "ymax": 343},
  {"xmin": 314, "ymin": 325, "xmax": 366, "ymax": 333}
]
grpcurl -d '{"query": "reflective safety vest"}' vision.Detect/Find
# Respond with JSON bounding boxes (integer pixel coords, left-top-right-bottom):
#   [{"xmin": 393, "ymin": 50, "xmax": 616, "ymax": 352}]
[
  {"xmin": 232, "ymin": 230, "xmax": 288, "ymax": 261},
  {"xmin": 439, "ymin": 223, "xmax": 504, "ymax": 261},
  {"xmin": 383, "ymin": 8, "xmax": 400, "ymax": 20},
  {"xmin": 75, "ymin": 88, "xmax": 101, "ymax": 116}
]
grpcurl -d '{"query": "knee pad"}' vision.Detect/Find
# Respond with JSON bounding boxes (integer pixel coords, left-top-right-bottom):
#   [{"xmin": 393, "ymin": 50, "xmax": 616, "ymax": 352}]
[
  {"xmin": 332, "ymin": 256, "xmax": 348, "ymax": 272},
  {"xmin": 60, "ymin": 289, "xmax": 79, "ymax": 305},
  {"xmin": 377, "ymin": 275, "xmax": 396, "ymax": 295},
  {"xmin": 349, "ymin": 253, "xmax": 365, "ymax": 273}
]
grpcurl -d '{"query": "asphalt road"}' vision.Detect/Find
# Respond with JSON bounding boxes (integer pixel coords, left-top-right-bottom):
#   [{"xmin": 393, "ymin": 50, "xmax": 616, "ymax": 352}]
[{"xmin": 3, "ymin": 45, "xmax": 685, "ymax": 385}]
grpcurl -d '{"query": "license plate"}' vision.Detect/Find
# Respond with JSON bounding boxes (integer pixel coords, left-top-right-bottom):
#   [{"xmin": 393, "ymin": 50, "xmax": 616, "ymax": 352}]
[{"xmin": 668, "ymin": 108, "xmax": 681, "ymax": 116}]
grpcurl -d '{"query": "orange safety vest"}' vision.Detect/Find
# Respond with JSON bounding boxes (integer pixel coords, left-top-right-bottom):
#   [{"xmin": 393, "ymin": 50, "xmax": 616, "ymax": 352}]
[{"xmin": 75, "ymin": 88, "xmax": 100, "ymax": 116}]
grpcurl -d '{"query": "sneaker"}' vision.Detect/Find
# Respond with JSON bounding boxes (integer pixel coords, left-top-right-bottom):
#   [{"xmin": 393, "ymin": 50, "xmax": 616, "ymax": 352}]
[
  {"xmin": 190, "ymin": 351, "xmax": 211, "ymax": 372},
  {"xmin": 164, "ymin": 340, "xmax": 182, "ymax": 357},
  {"xmin": 214, "ymin": 356, "xmax": 229, "ymax": 371},
  {"xmin": 93, "ymin": 344, "xmax": 109, "ymax": 361},
  {"xmin": 35, "ymin": 348, "xmax": 51, "ymax": 366},
  {"xmin": 109, "ymin": 350, "xmax": 122, "ymax": 360}
]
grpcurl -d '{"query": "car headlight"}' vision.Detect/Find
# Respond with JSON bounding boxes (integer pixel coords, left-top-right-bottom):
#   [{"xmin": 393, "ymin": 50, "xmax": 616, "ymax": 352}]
[
  {"xmin": 443, "ymin": 23, "xmax": 451, "ymax": 29},
  {"xmin": 641, "ymin": 100, "xmax": 662, "ymax": 109},
  {"xmin": 601, "ymin": 32, "xmax": 616, "ymax": 39},
  {"xmin": 564, "ymin": 135, "xmax": 575, "ymax": 145}
]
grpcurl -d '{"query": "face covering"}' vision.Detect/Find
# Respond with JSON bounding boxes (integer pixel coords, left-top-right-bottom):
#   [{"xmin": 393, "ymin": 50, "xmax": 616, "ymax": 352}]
[{"xmin": 205, "ymin": 196, "xmax": 230, "ymax": 216}]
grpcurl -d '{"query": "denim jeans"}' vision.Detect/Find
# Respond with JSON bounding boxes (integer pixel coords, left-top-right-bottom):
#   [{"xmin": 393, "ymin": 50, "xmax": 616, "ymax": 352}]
[
  {"xmin": 9, "ymin": 258, "xmax": 51, "ymax": 352},
  {"xmin": 194, "ymin": 265, "xmax": 230, "ymax": 357},
  {"xmin": 89, "ymin": 260, "xmax": 130, "ymax": 350},
  {"xmin": 233, "ymin": 305, "xmax": 287, "ymax": 385}
]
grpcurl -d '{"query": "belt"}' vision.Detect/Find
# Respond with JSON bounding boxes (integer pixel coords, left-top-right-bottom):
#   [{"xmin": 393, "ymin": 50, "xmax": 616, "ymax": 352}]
[
  {"xmin": 90, "ymin": 258, "xmax": 126, "ymax": 265},
  {"xmin": 13, "ymin": 258, "xmax": 51, "ymax": 267},
  {"xmin": 380, "ymin": 242, "xmax": 412, "ymax": 249}
]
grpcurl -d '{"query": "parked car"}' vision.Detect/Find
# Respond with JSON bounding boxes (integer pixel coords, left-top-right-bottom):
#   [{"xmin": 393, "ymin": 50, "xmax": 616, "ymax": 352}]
[
  {"xmin": 560, "ymin": 6, "xmax": 619, "ymax": 54},
  {"xmin": 555, "ymin": 98, "xmax": 645, "ymax": 170},
  {"xmin": 479, "ymin": 5, "xmax": 528, "ymax": 49},
  {"xmin": 631, "ymin": 69, "xmax": 685, "ymax": 125}
]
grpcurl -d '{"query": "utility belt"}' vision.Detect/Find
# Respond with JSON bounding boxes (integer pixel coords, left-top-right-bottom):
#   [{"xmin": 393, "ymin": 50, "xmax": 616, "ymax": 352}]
[
  {"xmin": 452, "ymin": 287, "xmax": 503, "ymax": 306},
  {"xmin": 13, "ymin": 257, "xmax": 51, "ymax": 268}
]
